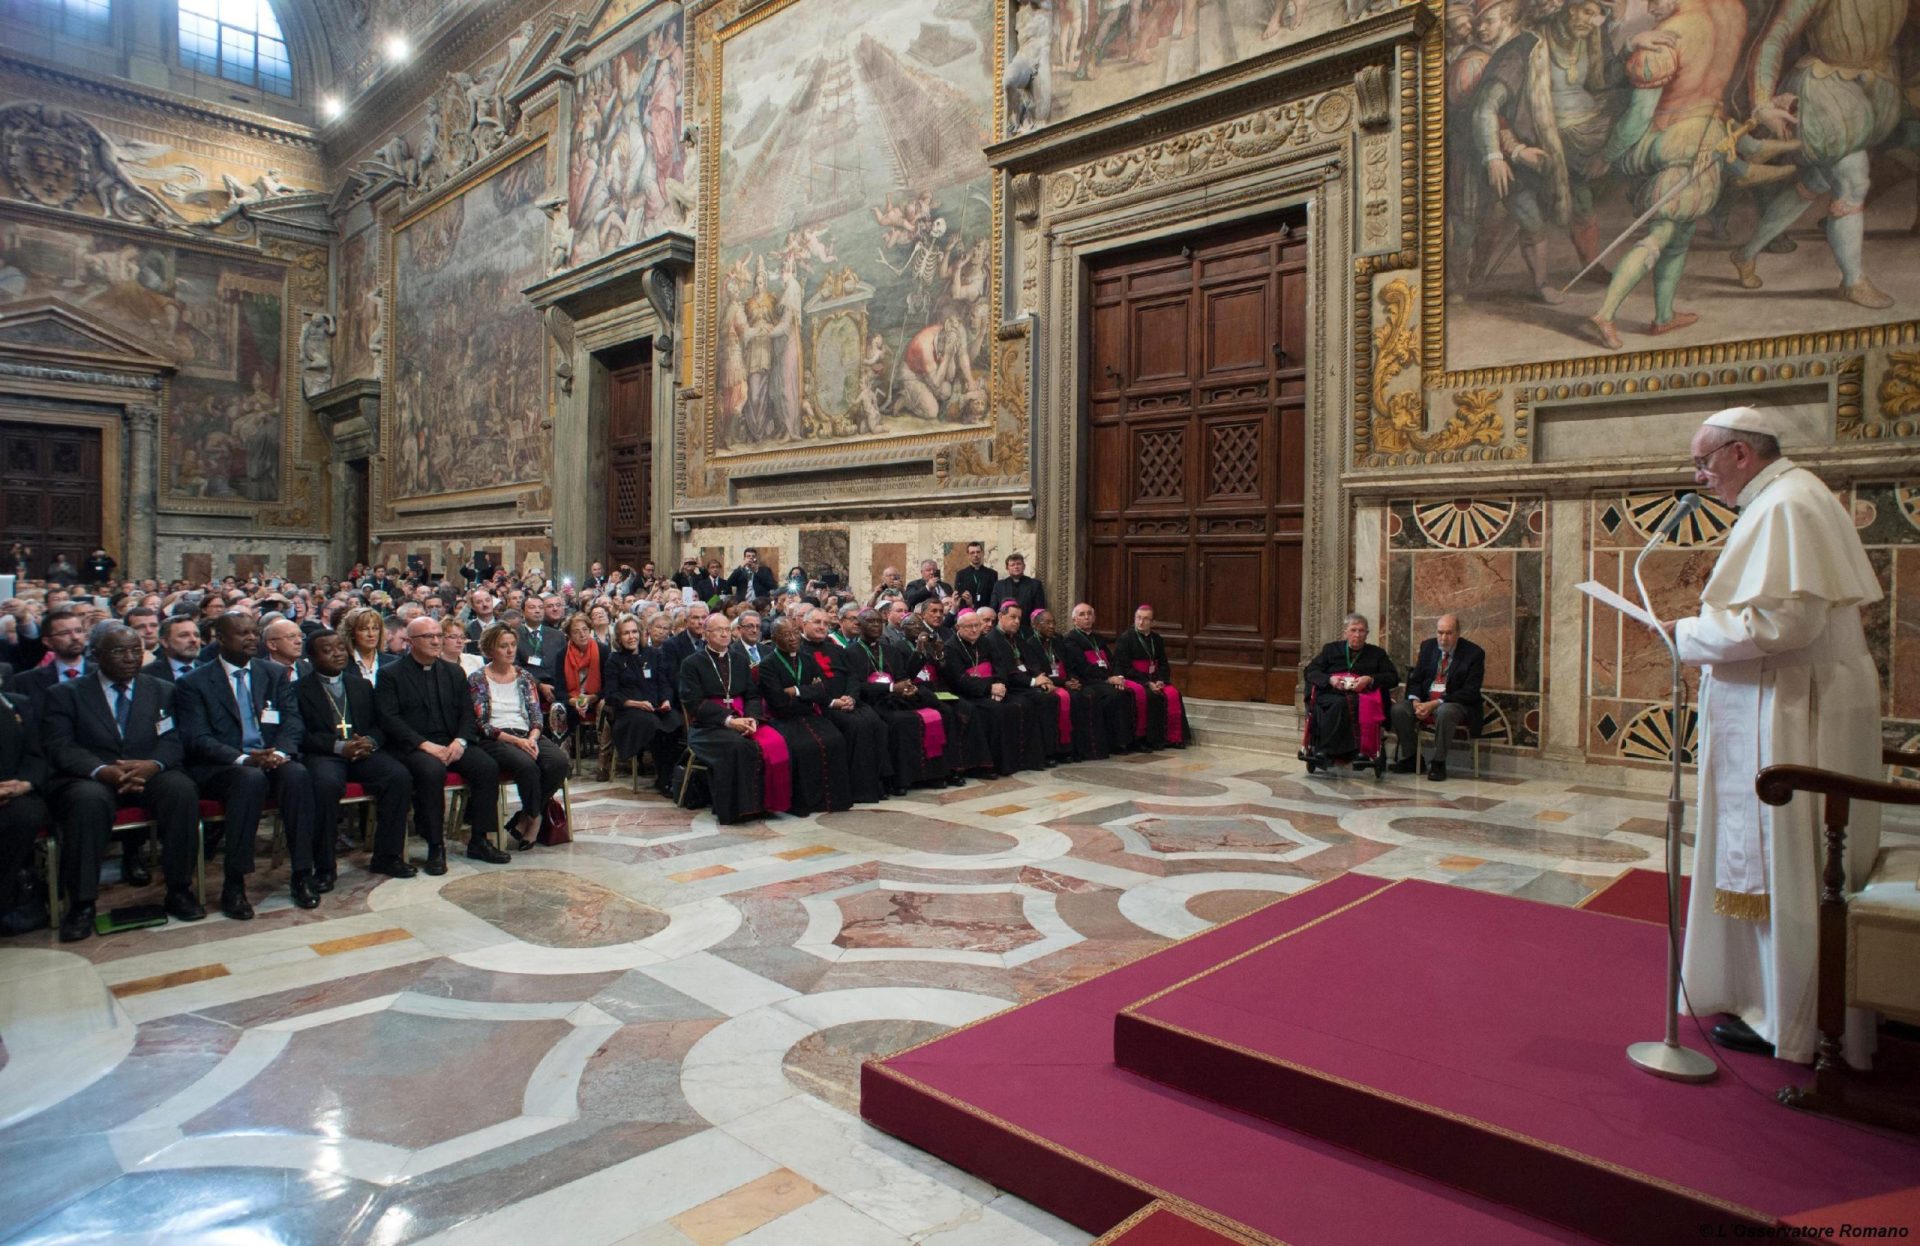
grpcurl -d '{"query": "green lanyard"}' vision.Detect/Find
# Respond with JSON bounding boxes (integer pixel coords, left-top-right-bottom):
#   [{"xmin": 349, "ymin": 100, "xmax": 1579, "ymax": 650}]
[
  {"xmin": 860, "ymin": 640, "xmax": 884, "ymax": 671},
  {"xmin": 773, "ymin": 650, "xmax": 803, "ymax": 686},
  {"xmin": 1344, "ymin": 646, "xmax": 1359, "ymax": 672}
]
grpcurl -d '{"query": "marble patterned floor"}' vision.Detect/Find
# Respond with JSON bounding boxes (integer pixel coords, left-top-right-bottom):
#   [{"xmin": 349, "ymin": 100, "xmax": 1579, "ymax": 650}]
[{"xmin": 2, "ymin": 746, "xmax": 1905, "ymax": 1245}]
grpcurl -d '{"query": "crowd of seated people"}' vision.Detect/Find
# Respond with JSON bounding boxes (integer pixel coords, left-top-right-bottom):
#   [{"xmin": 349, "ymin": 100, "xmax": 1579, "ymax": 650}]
[{"xmin": 0, "ymin": 545, "xmax": 1199, "ymax": 938}]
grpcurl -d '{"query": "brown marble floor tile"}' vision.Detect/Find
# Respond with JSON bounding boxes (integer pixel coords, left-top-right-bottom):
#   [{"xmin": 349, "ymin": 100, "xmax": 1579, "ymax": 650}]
[{"xmin": 441, "ymin": 870, "xmax": 668, "ymax": 948}]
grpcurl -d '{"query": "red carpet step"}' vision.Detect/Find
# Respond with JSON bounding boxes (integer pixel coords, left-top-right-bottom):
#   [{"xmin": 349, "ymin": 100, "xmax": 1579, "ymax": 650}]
[
  {"xmin": 1114, "ymin": 880, "xmax": 1920, "ymax": 1245},
  {"xmin": 1577, "ymin": 866, "xmax": 1690, "ymax": 924},
  {"xmin": 863, "ymin": 874, "xmax": 1589, "ymax": 1244},
  {"xmin": 1093, "ymin": 1201, "xmax": 1273, "ymax": 1245}
]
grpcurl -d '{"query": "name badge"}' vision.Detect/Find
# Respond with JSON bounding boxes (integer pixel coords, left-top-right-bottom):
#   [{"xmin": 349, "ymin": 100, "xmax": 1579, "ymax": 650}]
[
  {"xmin": 156, "ymin": 715, "xmax": 174, "ymax": 734},
  {"xmin": 917, "ymin": 668, "xmax": 933, "ymax": 682},
  {"xmin": 526, "ymin": 654, "xmax": 542, "ymax": 666},
  {"xmin": 1015, "ymin": 663, "xmax": 1027, "ymax": 673},
  {"xmin": 260, "ymin": 707, "xmax": 282, "ymax": 725},
  {"xmin": 1430, "ymin": 681, "xmax": 1447, "ymax": 697},
  {"xmin": 642, "ymin": 667, "xmax": 652, "ymax": 678},
  {"xmin": 868, "ymin": 672, "xmax": 891, "ymax": 684},
  {"xmin": 1093, "ymin": 654, "xmax": 1108, "ymax": 667}
]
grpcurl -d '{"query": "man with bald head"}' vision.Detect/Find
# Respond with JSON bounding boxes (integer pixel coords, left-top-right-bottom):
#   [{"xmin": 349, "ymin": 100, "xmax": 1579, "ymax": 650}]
[
  {"xmin": 261, "ymin": 617, "xmax": 307, "ymax": 679},
  {"xmin": 1389, "ymin": 614, "xmax": 1484, "ymax": 782},
  {"xmin": 1655, "ymin": 406, "xmax": 1884, "ymax": 1064},
  {"xmin": 376, "ymin": 615, "xmax": 510, "ymax": 872}
]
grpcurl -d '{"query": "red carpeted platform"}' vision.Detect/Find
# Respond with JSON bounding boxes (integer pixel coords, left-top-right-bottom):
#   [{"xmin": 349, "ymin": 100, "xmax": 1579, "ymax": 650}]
[
  {"xmin": 863, "ymin": 874, "xmax": 1590, "ymax": 1244},
  {"xmin": 1577, "ymin": 866, "xmax": 1690, "ymax": 924},
  {"xmin": 1115, "ymin": 879, "xmax": 1920, "ymax": 1244},
  {"xmin": 1092, "ymin": 1201, "xmax": 1272, "ymax": 1246}
]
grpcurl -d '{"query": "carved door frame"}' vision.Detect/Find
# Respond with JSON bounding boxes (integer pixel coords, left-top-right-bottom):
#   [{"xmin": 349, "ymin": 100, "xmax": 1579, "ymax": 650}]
[{"xmin": 1020, "ymin": 103, "xmax": 1356, "ymax": 698}]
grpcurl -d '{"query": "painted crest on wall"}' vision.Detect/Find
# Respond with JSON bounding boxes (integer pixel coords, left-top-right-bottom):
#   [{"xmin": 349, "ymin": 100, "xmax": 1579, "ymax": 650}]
[
  {"xmin": 387, "ymin": 148, "xmax": 550, "ymax": 502},
  {"xmin": 1440, "ymin": 0, "xmax": 1920, "ymax": 375},
  {"xmin": 705, "ymin": 0, "xmax": 997, "ymax": 458}
]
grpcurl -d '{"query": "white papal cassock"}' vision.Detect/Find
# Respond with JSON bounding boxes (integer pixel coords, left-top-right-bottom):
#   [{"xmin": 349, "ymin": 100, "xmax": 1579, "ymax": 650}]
[{"xmin": 1676, "ymin": 456, "xmax": 1883, "ymax": 1065}]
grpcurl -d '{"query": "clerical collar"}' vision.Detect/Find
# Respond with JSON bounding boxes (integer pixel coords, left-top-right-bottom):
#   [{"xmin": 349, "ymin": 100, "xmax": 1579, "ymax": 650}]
[{"xmin": 1735, "ymin": 456, "xmax": 1796, "ymax": 509}]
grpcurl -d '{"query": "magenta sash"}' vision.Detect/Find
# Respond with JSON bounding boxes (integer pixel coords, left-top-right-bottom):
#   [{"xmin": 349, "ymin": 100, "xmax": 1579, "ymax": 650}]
[
  {"xmin": 915, "ymin": 708, "xmax": 946, "ymax": 758},
  {"xmin": 1355, "ymin": 688, "xmax": 1385, "ymax": 757},
  {"xmin": 967, "ymin": 660, "xmax": 993, "ymax": 679},
  {"xmin": 1127, "ymin": 659, "xmax": 1186, "ymax": 744},
  {"xmin": 1049, "ymin": 687, "xmax": 1072, "ymax": 742},
  {"xmin": 717, "ymin": 696, "xmax": 790, "ymax": 813}
]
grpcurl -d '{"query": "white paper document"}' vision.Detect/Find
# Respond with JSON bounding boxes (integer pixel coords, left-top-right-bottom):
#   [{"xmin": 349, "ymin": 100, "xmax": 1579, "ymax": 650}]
[{"xmin": 1576, "ymin": 581, "xmax": 1659, "ymax": 629}]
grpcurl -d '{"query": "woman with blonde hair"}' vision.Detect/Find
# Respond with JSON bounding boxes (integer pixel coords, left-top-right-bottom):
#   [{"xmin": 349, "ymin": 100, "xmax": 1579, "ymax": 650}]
[
  {"xmin": 603, "ymin": 613, "xmax": 683, "ymax": 791},
  {"xmin": 339, "ymin": 605, "xmax": 390, "ymax": 685},
  {"xmin": 470, "ymin": 623, "xmax": 572, "ymax": 847}
]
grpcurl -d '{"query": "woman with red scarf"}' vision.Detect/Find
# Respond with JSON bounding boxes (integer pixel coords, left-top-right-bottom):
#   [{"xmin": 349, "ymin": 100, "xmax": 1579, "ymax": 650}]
[{"xmin": 555, "ymin": 612, "xmax": 603, "ymax": 750}]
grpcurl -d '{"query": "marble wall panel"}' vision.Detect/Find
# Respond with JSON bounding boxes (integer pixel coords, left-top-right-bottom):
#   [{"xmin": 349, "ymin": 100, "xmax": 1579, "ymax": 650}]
[{"xmin": 799, "ymin": 527, "xmax": 851, "ymax": 582}]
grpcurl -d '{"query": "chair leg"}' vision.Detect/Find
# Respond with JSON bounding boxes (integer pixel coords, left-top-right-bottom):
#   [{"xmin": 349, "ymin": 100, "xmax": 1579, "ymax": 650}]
[
  {"xmin": 44, "ymin": 837, "xmax": 60, "ymax": 923},
  {"xmin": 195, "ymin": 822, "xmax": 205, "ymax": 903},
  {"xmin": 676, "ymin": 749, "xmax": 695, "ymax": 805},
  {"xmin": 269, "ymin": 811, "xmax": 285, "ymax": 873}
]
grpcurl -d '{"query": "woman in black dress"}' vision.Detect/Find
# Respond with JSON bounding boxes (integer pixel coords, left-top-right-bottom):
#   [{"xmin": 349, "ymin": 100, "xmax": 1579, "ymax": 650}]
[{"xmin": 604, "ymin": 615, "xmax": 684, "ymax": 792}]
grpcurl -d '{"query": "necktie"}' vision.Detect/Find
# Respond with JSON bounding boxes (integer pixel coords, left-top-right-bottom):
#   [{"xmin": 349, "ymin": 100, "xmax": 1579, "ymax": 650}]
[
  {"xmin": 176, "ymin": 662, "xmax": 191, "ymax": 679},
  {"xmin": 1438, "ymin": 649, "xmax": 1451, "ymax": 679},
  {"xmin": 233, "ymin": 668, "xmax": 264, "ymax": 749},
  {"xmin": 112, "ymin": 683, "xmax": 131, "ymax": 735},
  {"xmin": 63, "ymin": 666, "xmax": 80, "ymax": 682}
]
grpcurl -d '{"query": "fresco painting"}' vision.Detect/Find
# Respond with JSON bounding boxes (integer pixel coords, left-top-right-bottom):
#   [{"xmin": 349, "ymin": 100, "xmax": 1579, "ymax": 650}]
[
  {"xmin": 1442, "ymin": 0, "xmax": 1920, "ymax": 374},
  {"xmin": 711, "ymin": 0, "xmax": 996, "ymax": 455},
  {"xmin": 1009, "ymin": 0, "xmax": 1380, "ymax": 133},
  {"xmin": 389, "ymin": 149, "xmax": 549, "ymax": 500},
  {"xmin": 568, "ymin": 8, "xmax": 688, "ymax": 266},
  {"xmin": 0, "ymin": 219, "xmax": 285, "ymax": 502},
  {"xmin": 338, "ymin": 225, "xmax": 379, "ymax": 381}
]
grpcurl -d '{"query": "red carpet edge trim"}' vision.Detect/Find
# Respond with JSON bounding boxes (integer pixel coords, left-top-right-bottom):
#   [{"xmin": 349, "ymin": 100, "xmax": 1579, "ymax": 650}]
[
  {"xmin": 862, "ymin": 1060, "xmax": 1294, "ymax": 1246},
  {"xmin": 865, "ymin": 871, "xmax": 1392, "ymax": 1067},
  {"xmin": 1092, "ymin": 1200, "xmax": 1274, "ymax": 1245}
]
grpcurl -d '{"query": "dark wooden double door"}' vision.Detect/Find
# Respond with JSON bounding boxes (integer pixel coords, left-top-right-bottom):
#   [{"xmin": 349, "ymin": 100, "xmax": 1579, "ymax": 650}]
[
  {"xmin": 1084, "ymin": 216, "xmax": 1308, "ymax": 703},
  {"xmin": 1, "ymin": 420, "xmax": 103, "ymax": 577},
  {"xmin": 605, "ymin": 350, "xmax": 653, "ymax": 570}
]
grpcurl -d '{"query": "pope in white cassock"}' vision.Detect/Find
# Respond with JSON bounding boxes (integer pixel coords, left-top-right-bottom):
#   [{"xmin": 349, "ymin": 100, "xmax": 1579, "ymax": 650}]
[{"xmin": 1664, "ymin": 406, "xmax": 1884, "ymax": 1065}]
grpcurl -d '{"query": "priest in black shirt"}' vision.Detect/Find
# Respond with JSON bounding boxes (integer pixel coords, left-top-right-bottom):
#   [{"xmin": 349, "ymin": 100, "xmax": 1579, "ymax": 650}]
[
  {"xmin": 1303, "ymin": 613, "xmax": 1399, "ymax": 765},
  {"xmin": 1061, "ymin": 603, "xmax": 1137, "ymax": 754},
  {"xmin": 990, "ymin": 553, "xmax": 1047, "ymax": 625},
  {"xmin": 1114, "ymin": 604, "xmax": 1190, "ymax": 748},
  {"xmin": 753, "ymin": 619, "xmax": 851, "ymax": 815},
  {"xmin": 806, "ymin": 609, "xmax": 893, "ymax": 803},
  {"xmin": 953, "ymin": 541, "xmax": 997, "ymax": 611}
]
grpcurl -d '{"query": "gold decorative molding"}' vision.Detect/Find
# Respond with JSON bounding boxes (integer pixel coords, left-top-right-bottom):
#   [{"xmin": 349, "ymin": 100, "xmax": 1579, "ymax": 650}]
[
  {"xmin": 1363, "ymin": 277, "xmax": 1512, "ymax": 464},
  {"xmin": 1871, "ymin": 352, "xmax": 1920, "ymax": 438}
]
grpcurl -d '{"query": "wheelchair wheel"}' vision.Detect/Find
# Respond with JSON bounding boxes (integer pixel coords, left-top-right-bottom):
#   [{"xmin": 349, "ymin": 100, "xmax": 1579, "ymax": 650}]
[{"xmin": 1372, "ymin": 753, "xmax": 1387, "ymax": 781}]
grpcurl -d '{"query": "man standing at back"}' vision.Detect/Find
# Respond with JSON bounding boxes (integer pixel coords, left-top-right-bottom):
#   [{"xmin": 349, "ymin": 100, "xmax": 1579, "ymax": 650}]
[
  {"xmin": 1660, "ymin": 407, "xmax": 1883, "ymax": 1064},
  {"xmin": 954, "ymin": 541, "xmax": 996, "ymax": 610},
  {"xmin": 1390, "ymin": 615, "xmax": 1484, "ymax": 782}
]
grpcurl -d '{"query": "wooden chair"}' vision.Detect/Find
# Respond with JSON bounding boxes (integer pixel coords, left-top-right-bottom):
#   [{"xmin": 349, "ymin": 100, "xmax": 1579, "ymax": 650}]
[
  {"xmin": 1755, "ymin": 747, "xmax": 1920, "ymax": 1136},
  {"xmin": 43, "ymin": 807, "xmax": 206, "ymax": 919}
]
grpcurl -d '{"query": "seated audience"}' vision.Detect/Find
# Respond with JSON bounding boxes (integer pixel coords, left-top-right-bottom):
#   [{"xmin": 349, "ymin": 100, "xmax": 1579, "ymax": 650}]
[
  {"xmin": 441, "ymin": 614, "xmax": 484, "ymax": 676},
  {"xmin": 470, "ymin": 624, "xmax": 572, "ymax": 848},
  {"xmin": 753, "ymin": 618, "xmax": 853, "ymax": 814},
  {"xmin": 44, "ymin": 625, "xmax": 204, "ymax": 940},
  {"xmin": 603, "ymin": 615, "xmax": 683, "ymax": 792},
  {"xmin": 678, "ymin": 612, "xmax": 776, "ymax": 824},
  {"xmin": 1114, "ymin": 605, "xmax": 1188, "ymax": 749},
  {"xmin": 554, "ymin": 611, "xmax": 603, "ymax": 745},
  {"xmin": 341, "ymin": 606, "xmax": 391, "ymax": 686},
  {"xmin": 295, "ymin": 629, "xmax": 416, "ymax": 883},
  {"xmin": 0, "ymin": 690, "xmax": 50, "ymax": 934},
  {"xmin": 1389, "ymin": 614, "xmax": 1484, "ymax": 783},
  {"xmin": 376, "ymin": 617, "xmax": 512, "ymax": 871},
  {"xmin": 1303, "ymin": 613, "xmax": 1399, "ymax": 765}
]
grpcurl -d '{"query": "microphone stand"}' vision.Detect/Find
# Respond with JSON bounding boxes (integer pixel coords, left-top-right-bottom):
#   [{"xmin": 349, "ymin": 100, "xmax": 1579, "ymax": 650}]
[{"xmin": 1626, "ymin": 511, "xmax": 1718, "ymax": 1083}]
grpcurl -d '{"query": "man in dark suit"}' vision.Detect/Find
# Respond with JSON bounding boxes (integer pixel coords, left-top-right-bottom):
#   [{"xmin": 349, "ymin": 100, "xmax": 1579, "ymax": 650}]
[
  {"xmin": 515, "ymin": 596, "xmax": 567, "ymax": 686},
  {"xmin": 690, "ymin": 558, "xmax": 729, "ymax": 604},
  {"xmin": 43, "ymin": 625, "xmax": 205, "ymax": 940},
  {"xmin": 146, "ymin": 615, "xmax": 204, "ymax": 683},
  {"xmin": 671, "ymin": 558, "xmax": 699, "ymax": 590},
  {"xmin": 659, "ymin": 603, "xmax": 707, "ymax": 674},
  {"xmin": 261, "ymin": 618, "xmax": 309, "ymax": 681},
  {"xmin": 376, "ymin": 616, "xmax": 510, "ymax": 870},
  {"xmin": 991, "ymin": 553, "xmax": 1048, "ymax": 624},
  {"xmin": 583, "ymin": 561, "xmax": 614, "ymax": 593},
  {"xmin": 366, "ymin": 567, "xmax": 400, "ymax": 598},
  {"xmin": 903, "ymin": 560, "xmax": 956, "ymax": 611},
  {"xmin": 3, "ymin": 604, "xmax": 91, "ymax": 723},
  {"xmin": 296, "ymin": 629, "xmax": 416, "ymax": 884},
  {"xmin": 176, "ymin": 614, "xmax": 319, "ymax": 917},
  {"xmin": 953, "ymin": 541, "xmax": 997, "ymax": 611},
  {"xmin": 0, "ymin": 691, "xmax": 51, "ymax": 934},
  {"xmin": 1389, "ymin": 614, "xmax": 1485, "ymax": 782},
  {"xmin": 727, "ymin": 548, "xmax": 777, "ymax": 603}
]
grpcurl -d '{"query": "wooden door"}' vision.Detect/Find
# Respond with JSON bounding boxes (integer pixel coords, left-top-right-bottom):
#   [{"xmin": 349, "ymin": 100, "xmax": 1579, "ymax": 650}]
[
  {"xmin": 606, "ymin": 354, "xmax": 653, "ymax": 570},
  {"xmin": 1084, "ymin": 216, "xmax": 1308, "ymax": 703},
  {"xmin": 1, "ymin": 420, "xmax": 103, "ymax": 577}
]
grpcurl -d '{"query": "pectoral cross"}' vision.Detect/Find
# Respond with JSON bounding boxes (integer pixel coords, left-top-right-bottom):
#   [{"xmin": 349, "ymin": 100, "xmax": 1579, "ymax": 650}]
[{"xmin": 338, "ymin": 719, "xmax": 353, "ymax": 741}]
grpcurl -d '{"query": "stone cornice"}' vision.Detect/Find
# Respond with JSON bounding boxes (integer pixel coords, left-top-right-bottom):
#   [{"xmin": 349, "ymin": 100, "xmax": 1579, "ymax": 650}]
[
  {"xmin": 985, "ymin": 5, "xmax": 1427, "ymax": 176},
  {"xmin": 523, "ymin": 232, "xmax": 696, "ymax": 318},
  {"xmin": 0, "ymin": 51, "xmax": 321, "ymax": 150},
  {"xmin": 1339, "ymin": 443, "xmax": 1920, "ymax": 497}
]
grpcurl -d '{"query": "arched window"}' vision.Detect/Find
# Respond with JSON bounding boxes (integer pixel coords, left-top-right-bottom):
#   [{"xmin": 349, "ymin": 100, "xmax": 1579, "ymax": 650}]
[
  {"xmin": 2, "ymin": 0, "xmax": 112, "ymax": 41},
  {"xmin": 177, "ymin": 0, "xmax": 292, "ymax": 97}
]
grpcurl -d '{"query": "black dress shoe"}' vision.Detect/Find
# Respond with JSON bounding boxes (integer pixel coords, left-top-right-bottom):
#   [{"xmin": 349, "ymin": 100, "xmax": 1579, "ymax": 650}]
[
  {"xmin": 367, "ymin": 855, "xmax": 418, "ymax": 879},
  {"xmin": 163, "ymin": 888, "xmax": 206, "ymax": 922},
  {"xmin": 58, "ymin": 902, "xmax": 95, "ymax": 943},
  {"xmin": 1711, "ymin": 1018, "xmax": 1774, "ymax": 1056},
  {"xmin": 1389, "ymin": 757, "xmax": 1418, "ymax": 775},
  {"xmin": 504, "ymin": 813, "xmax": 535, "ymax": 851},
  {"xmin": 121, "ymin": 854, "xmax": 151, "ymax": 887},
  {"xmin": 290, "ymin": 871, "xmax": 320, "ymax": 910},
  {"xmin": 423, "ymin": 844, "xmax": 448, "ymax": 876},
  {"xmin": 220, "ymin": 882, "xmax": 254, "ymax": 921},
  {"xmin": 312, "ymin": 869, "xmax": 337, "ymax": 894},
  {"xmin": 946, "ymin": 773, "xmax": 968, "ymax": 787},
  {"xmin": 466, "ymin": 837, "xmax": 511, "ymax": 864},
  {"xmin": 886, "ymin": 783, "xmax": 910, "ymax": 797},
  {"xmin": 1426, "ymin": 762, "xmax": 1448, "ymax": 782}
]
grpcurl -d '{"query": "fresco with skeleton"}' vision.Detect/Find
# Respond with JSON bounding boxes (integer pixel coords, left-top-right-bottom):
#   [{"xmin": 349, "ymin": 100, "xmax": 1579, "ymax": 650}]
[{"xmin": 709, "ymin": 0, "xmax": 996, "ymax": 455}]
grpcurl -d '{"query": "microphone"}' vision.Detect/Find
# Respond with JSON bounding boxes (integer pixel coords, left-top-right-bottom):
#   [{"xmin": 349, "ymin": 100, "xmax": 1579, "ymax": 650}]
[{"xmin": 1655, "ymin": 492, "xmax": 1702, "ymax": 540}]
